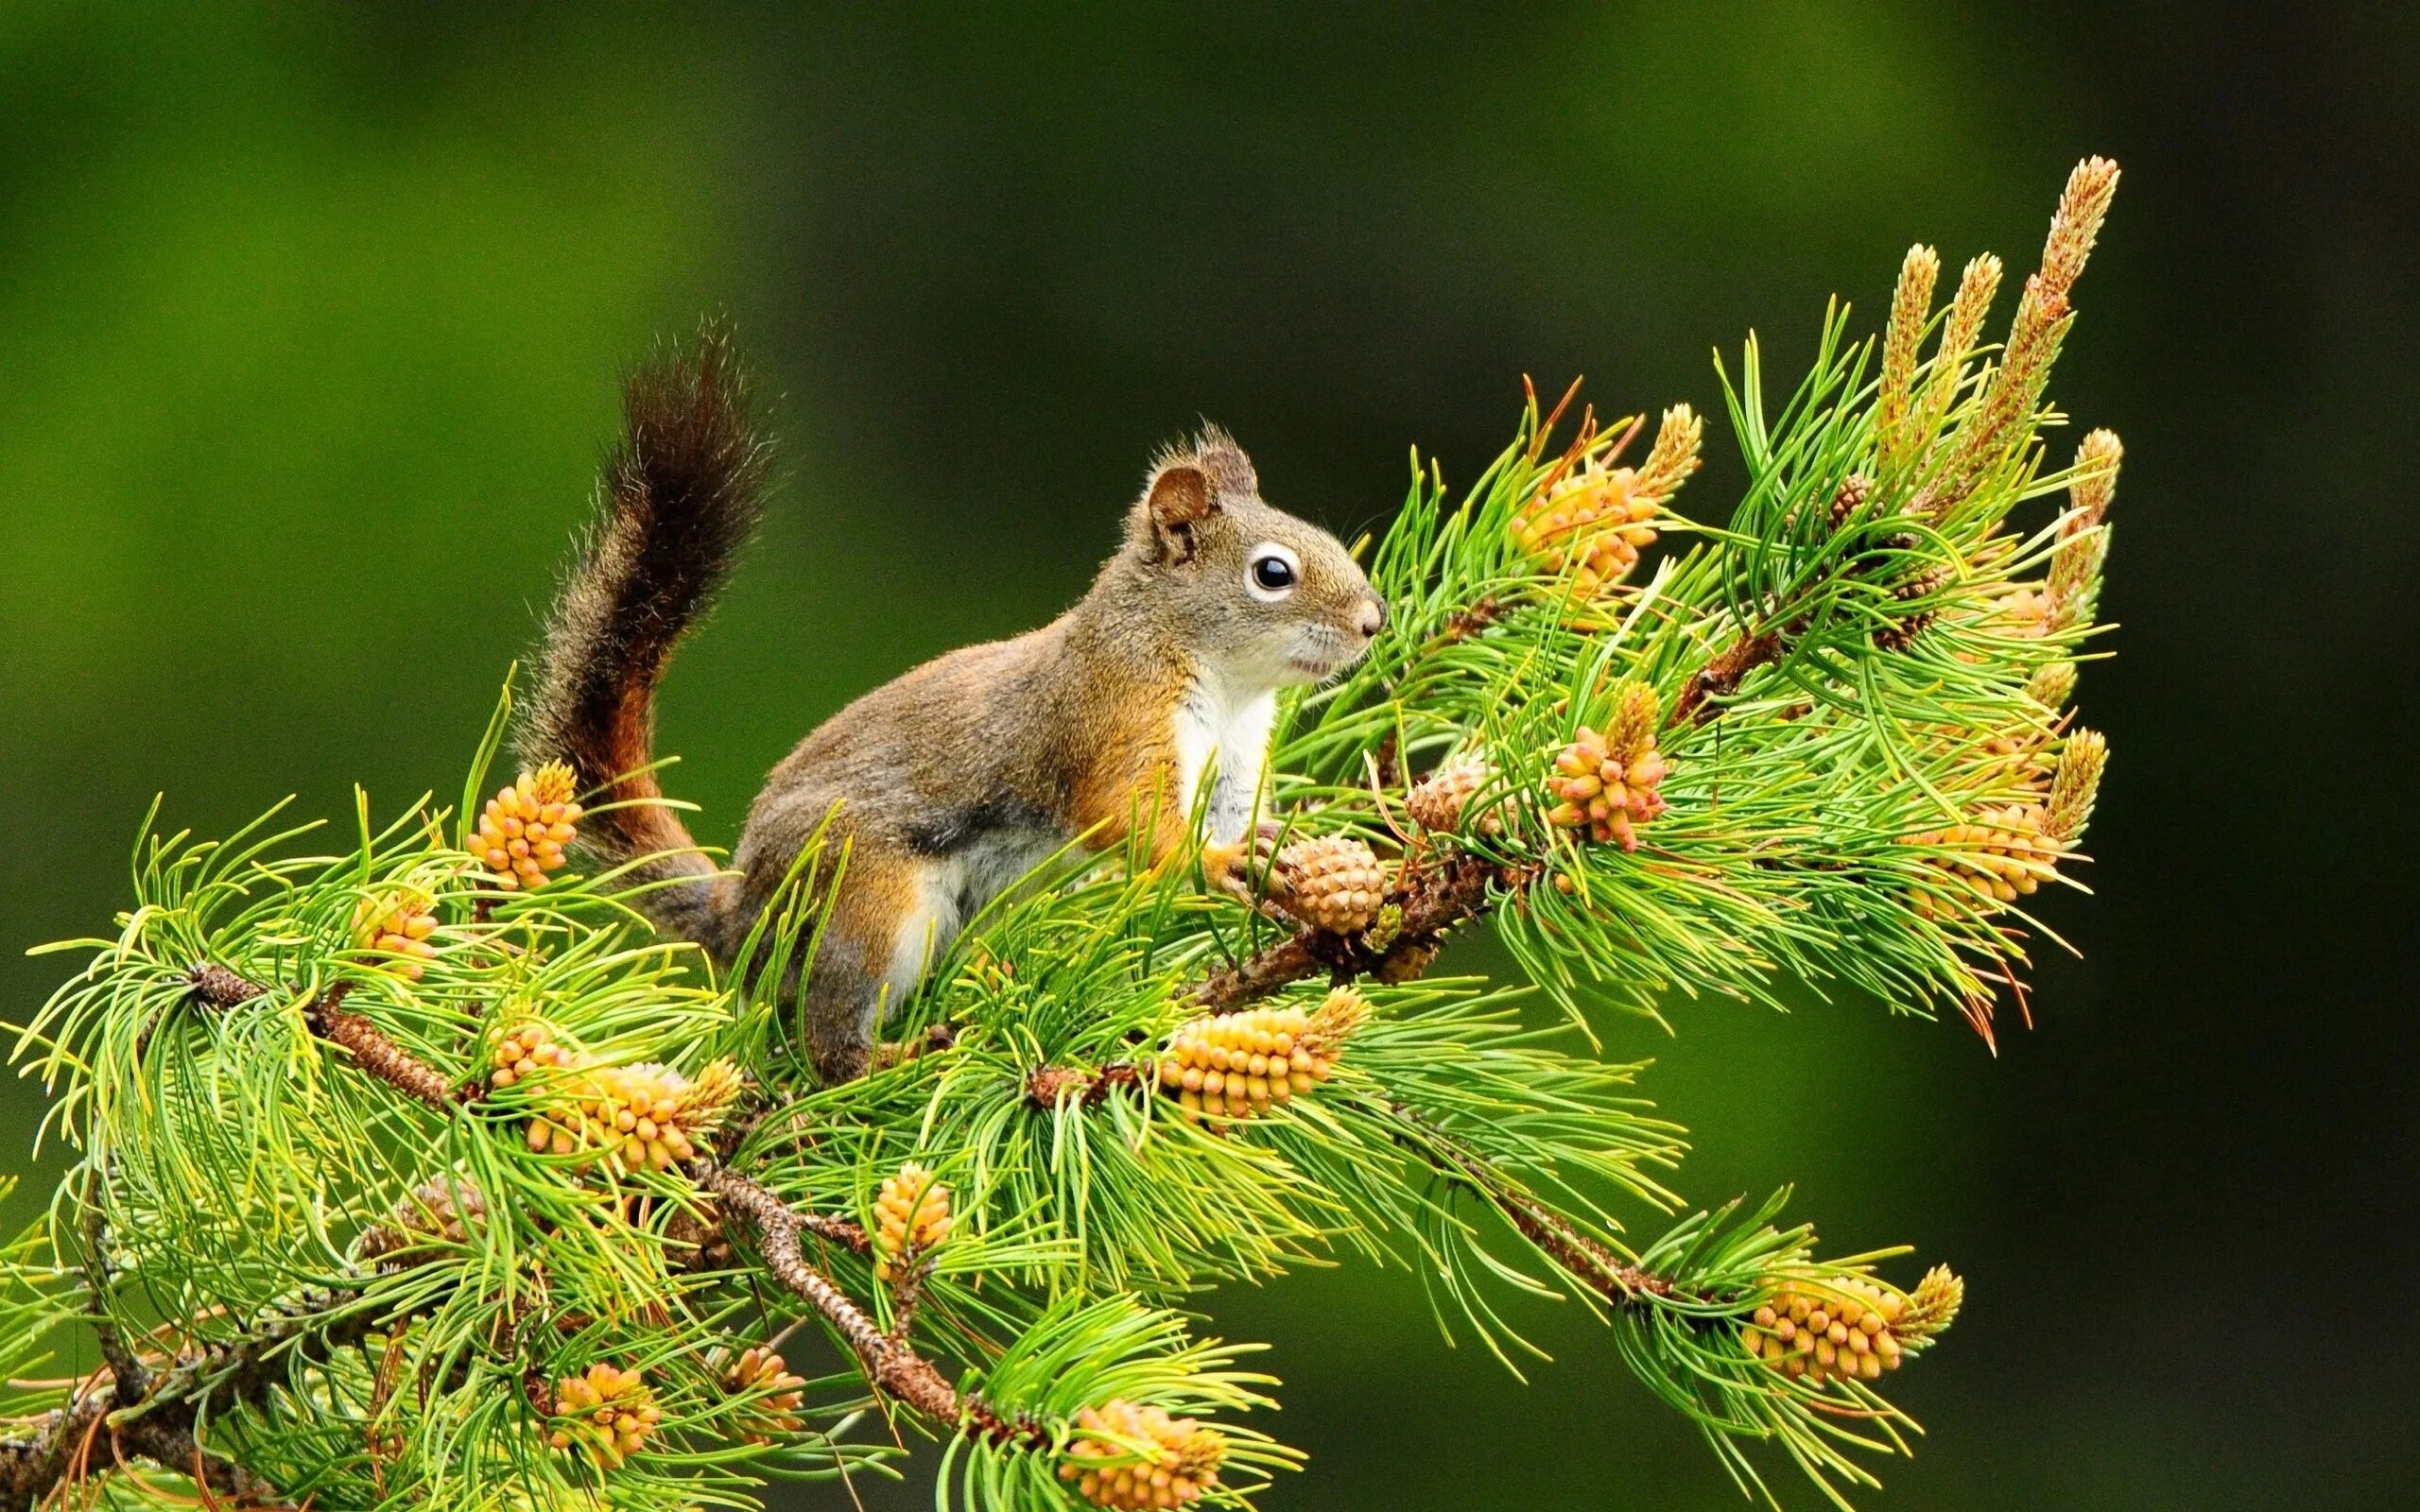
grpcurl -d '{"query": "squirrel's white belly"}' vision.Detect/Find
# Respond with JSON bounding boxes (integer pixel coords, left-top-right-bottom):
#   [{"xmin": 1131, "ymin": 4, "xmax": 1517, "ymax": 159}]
[
  {"xmin": 1171, "ymin": 676, "xmax": 1277, "ymax": 846},
  {"xmin": 881, "ymin": 827, "xmax": 1065, "ymax": 1017}
]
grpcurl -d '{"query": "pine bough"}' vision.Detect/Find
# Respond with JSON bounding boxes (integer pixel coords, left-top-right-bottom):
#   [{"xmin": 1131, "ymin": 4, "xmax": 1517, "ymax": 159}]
[{"xmin": 3, "ymin": 159, "xmax": 2123, "ymax": 1511}]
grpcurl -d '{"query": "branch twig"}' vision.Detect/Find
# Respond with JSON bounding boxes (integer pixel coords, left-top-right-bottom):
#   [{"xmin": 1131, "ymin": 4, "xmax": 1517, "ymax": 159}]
[
  {"xmin": 1188, "ymin": 850, "xmax": 1503, "ymax": 1010},
  {"xmin": 1388, "ymin": 1105, "xmax": 1684, "ymax": 1305},
  {"xmin": 182, "ymin": 966, "xmax": 965, "ymax": 1464},
  {"xmin": 696, "ymin": 1167, "xmax": 1037, "ymax": 1448}
]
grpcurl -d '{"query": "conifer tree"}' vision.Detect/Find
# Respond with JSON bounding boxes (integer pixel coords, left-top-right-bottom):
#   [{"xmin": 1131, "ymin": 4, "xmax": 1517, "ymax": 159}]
[{"xmin": 2, "ymin": 158, "xmax": 2123, "ymax": 1511}]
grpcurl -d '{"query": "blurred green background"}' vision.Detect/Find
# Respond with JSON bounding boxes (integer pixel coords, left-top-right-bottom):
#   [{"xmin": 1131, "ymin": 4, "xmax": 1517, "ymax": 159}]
[{"xmin": 3, "ymin": 3, "xmax": 2411, "ymax": 1507}]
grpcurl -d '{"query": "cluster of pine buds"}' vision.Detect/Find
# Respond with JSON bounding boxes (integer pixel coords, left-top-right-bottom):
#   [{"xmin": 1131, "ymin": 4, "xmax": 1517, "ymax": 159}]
[
  {"xmin": 1991, "ymin": 581, "xmax": 2063, "ymax": 641},
  {"xmin": 1058, "ymin": 1400, "xmax": 1228, "ymax": 1511},
  {"xmin": 1744, "ymin": 1277, "xmax": 1907, "ymax": 1384},
  {"xmin": 495, "ymin": 1022, "xmax": 744, "ymax": 1174},
  {"xmin": 1906, "ymin": 730, "xmax": 2104, "ymax": 920},
  {"xmin": 473, "ymin": 761, "xmax": 582, "ymax": 890},
  {"xmin": 1509, "ymin": 405, "xmax": 1703, "ymax": 594},
  {"xmin": 723, "ymin": 1345, "xmax": 807, "ymax": 1444},
  {"xmin": 1270, "ymin": 834, "xmax": 1389, "ymax": 934},
  {"xmin": 1546, "ymin": 684, "xmax": 1668, "ymax": 850},
  {"xmin": 544, "ymin": 1059, "xmax": 743, "ymax": 1173},
  {"xmin": 352, "ymin": 887, "xmax": 441, "ymax": 979},
  {"xmin": 872, "ymin": 1162, "xmax": 953, "ymax": 1281},
  {"xmin": 2047, "ymin": 428, "xmax": 2123, "ymax": 611},
  {"xmin": 1160, "ymin": 987, "xmax": 1368, "ymax": 1123},
  {"xmin": 2026, "ymin": 660, "xmax": 2079, "ymax": 711},
  {"xmin": 1904, "ymin": 802, "xmax": 2067, "ymax": 919},
  {"xmin": 547, "ymin": 1362, "xmax": 662, "ymax": 1469},
  {"xmin": 359, "ymin": 1176, "xmax": 485, "ymax": 1267},
  {"xmin": 489, "ymin": 1021, "xmax": 580, "ymax": 1089},
  {"xmin": 1744, "ymin": 1266, "xmax": 1964, "ymax": 1386},
  {"xmin": 1984, "ymin": 431, "xmax": 2120, "ymax": 649},
  {"xmin": 1406, "ymin": 754, "xmax": 1504, "ymax": 837}
]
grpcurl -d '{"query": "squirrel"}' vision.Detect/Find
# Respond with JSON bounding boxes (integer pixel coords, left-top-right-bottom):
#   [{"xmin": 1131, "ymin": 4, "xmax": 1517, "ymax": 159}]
[{"xmin": 524, "ymin": 329, "xmax": 1387, "ymax": 1083}]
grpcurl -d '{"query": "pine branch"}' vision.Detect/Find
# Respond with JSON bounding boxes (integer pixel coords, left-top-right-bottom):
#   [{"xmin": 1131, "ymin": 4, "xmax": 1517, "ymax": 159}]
[
  {"xmin": 696, "ymin": 1167, "xmax": 1037, "ymax": 1449},
  {"xmin": 12, "ymin": 162, "xmax": 2125, "ymax": 1507},
  {"xmin": 189, "ymin": 962, "xmax": 965, "ymax": 1466},
  {"xmin": 1190, "ymin": 850, "xmax": 1505, "ymax": 1009},
  {"xmin": 1385, "ymin": 1103, "xmax": 1684, "ymax": 1306},
  {"xmin": 1667, "ymin": 627, "xmax": 1785, "ymax": 726},
  {"xmin": 0, "ymin": 1285, "xmax": 376, "ymax": 1511}
]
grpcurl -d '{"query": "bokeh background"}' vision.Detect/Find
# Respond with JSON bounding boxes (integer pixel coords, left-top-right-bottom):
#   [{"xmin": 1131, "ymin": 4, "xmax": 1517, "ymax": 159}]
[{"xmin": 3, "ymin": 3, "xmax": 2412, "ymax": 1508}]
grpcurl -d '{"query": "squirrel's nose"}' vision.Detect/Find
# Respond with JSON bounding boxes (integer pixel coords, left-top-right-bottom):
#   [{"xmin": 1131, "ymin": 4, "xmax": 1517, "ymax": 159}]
[{"xmin": 1354, "ymin": 594, "xmax": 1388, "ymax": 640}]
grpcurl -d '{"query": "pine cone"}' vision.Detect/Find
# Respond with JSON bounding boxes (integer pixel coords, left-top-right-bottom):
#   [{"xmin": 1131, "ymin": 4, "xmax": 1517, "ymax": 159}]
[
  {"xmin": 352, "ymin": 887, "xmax": 440, "ymax": 980},
  {"xmin": 547, "ymin": 1362, "xmax": 661, "ymax": 1469},
  {"xmin": 359, "ymin": 1176, "xmax": 486, "ymax": 1267},
  {"xmin": 1271, "ymin": 835, "xmax": 1387, "ymax": 935},
  {"xmin": 473, "ymin": 761, "xmax": 583, "ymax": 891},
  {"xmin": 1545, "ymin": 686, "xmax": 1668, "ymax": 851},
  {"xmin": 1406, "ymin": 755, "xmax": 1502, "ymax": 837},
  {"xmin": 1742, "ymin": 1272, "xmax": 1942, "ymax": 1387},
  {"xmin": 666, "ymin": 1201, "xmax": 735, "ymax": 1272},
  {"xmin": 1159, "ymin": 988, "xmax": 1367, "ymax": 1124},
  {"xmin": 724, "ymin": 1345, "xmax": 807, "ymax": 1443},
  {"xmin": 1827, "ymin": 472, "xmax": 1874, "ymax": 527},
  {"xmin": 1875, "ymin": 560, "xmax": 1955, "ymax": 649},
  {"xmin": 1058, "ymin": 1399, "xmax": 1228, "ymax": 1511},
  {"xmin": 873, "ymin": 1162, "xmax": 952, "ymax": 1280}
]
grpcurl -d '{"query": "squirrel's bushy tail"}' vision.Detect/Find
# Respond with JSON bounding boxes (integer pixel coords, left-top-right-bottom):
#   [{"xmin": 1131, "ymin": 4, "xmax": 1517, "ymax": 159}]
[{"xmin": 523, "ymin": 323, "xmax": 768, "ymax": 947}]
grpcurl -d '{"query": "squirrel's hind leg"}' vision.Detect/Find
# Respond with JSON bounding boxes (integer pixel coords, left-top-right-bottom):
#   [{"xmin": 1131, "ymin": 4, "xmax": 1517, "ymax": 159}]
[{"xmin": 802, "ymin": 851, "xmax": 957, "ymax": 1084}]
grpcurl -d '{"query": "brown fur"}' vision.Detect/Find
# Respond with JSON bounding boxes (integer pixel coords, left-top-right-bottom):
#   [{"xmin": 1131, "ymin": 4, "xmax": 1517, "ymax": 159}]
[
  {"xmin": 524, "ymin": 324, "xmax": 768, "ymax": 940},
  {"xmin": 530, "ymin": 336, "xmax": 1383, "ymax": 1083}
]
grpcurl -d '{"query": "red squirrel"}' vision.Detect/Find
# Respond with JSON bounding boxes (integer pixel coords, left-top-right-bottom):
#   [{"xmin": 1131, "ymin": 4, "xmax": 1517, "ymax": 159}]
[{"xmin": 526, "ymin": 332, "xmax": 1386, "ymax": 1082}]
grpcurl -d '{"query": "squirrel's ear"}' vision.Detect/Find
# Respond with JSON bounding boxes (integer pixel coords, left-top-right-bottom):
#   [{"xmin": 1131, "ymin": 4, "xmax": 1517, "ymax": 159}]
[{"xmin": 1132, "ymin": 459, "xmax": 1218, "ymax": 565}]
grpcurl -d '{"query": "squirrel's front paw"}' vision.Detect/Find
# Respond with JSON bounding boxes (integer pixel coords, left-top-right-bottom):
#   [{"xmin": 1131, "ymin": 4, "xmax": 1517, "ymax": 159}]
[{"xmin": 1198, "ymin": 838, "xmax": 1253, "ymax": 887}]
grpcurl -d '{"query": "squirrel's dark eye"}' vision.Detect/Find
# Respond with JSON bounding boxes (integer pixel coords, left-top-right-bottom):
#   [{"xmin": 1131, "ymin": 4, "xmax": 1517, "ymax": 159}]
[{"xmin": 1245, "ymin": 542, "xmax": 1302, "ymax": 601}]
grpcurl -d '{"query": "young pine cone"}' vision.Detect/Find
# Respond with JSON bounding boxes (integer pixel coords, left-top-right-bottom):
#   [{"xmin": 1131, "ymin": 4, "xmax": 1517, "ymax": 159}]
[
  {"xmin": 724, "ymin": 1345, "xmax": 807, "ymax": 1443},
  {"xmin": 1545, "ymin": 686, "xmax": 1668, "ymax": 851},
  {"xmin": 1160, "ymin": 988, "xmax": 1367, "ymax": 1123},
  {"xmin": 1372, "ymin": 936, "xmax": 1441, "ymax": 985},
  {"xmin": 1405, "ymin": 755, "xmax": 1503, "ymax": 837},
  {"xmin": 1058, "ymin": 1400, "xmax": 1228, "ymax": 1511},
  {"xmin": 666, "ymin": 1201, "xmax": 735, "ymax": 1272},
  {"xmin": 547, "ymin": 1363, "xmax": 661, "ymax": 1470},
  {"xmin": 873, "ymin": 1162, "xmax": 953, "ymax": 1280},
  {"xmin": 1271, "ymin": 834, "xmax": 1388, "ymax": 935},
  {"xmin": 352, "ymin": 887, "xmax": 440, "ymax": 980},
  {"xmin": 474, "ymin": 761, "xmax": 582, "ymax": 890},
  {"xmin": 359, "ymin": 1176, "xmax": 486, "ymax": 1267},
  {"xmin": 1742, "ymin": 1273, "xmax": 1931, "ymax": 1387},
  {"xmin": 1874, "ymin": 559, "xmax": 1955, "ymax": 650}
]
